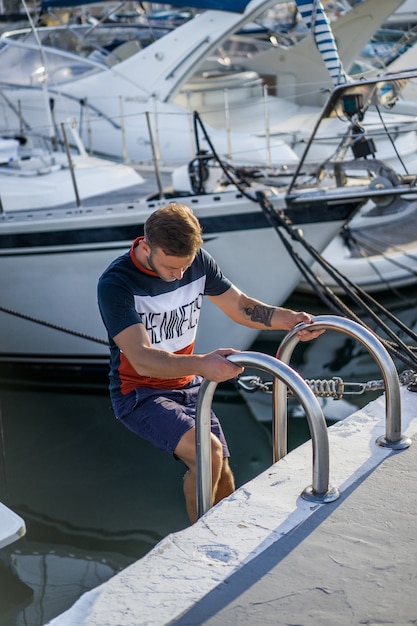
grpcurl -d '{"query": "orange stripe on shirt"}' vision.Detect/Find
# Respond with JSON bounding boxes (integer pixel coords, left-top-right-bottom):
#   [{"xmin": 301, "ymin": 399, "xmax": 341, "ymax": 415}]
[{"xmin": 119, "ymin": 342, "xmax": 196, "ymax": 394}]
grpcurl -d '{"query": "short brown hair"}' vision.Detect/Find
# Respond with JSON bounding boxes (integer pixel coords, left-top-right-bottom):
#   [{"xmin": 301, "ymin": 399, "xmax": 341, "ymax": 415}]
[{"xmin": 144, "ymin": 203, "xmax": 203, "ymax": 257}]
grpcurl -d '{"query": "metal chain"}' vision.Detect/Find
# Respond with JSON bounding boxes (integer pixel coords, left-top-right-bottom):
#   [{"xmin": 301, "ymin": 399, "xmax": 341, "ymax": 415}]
[
  {"xmin": 399, "ymin": 369, "xmax": 417, "ymax": 392},
  {"xmin": 236, "ymin": 369, "xmax": 417, "ymax": 399}
]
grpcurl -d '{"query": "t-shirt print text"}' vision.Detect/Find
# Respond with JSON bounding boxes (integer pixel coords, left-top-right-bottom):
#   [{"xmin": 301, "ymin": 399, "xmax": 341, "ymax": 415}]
[{"xmin": 139, "ymin": 293, "xmax": 203, "ymax": 344}]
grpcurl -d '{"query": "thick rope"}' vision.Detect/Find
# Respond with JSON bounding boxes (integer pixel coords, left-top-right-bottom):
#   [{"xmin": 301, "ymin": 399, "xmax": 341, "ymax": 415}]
[
  {"xmin": 255, "ymin": 191, "xmax": 417, "ymax": 370},
  {"xmin": 0, "ymin": 304, "xmax": 109, "ymax": 345},
  {"xmin": 190, "ymin": 112, "xmax": 417, "ymax": 371}
]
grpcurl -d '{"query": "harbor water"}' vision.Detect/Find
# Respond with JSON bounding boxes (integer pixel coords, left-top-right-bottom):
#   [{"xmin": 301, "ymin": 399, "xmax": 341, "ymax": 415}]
[{"xmin": 1, "ymin": 285, "xmax": 417, "ymax": 626}]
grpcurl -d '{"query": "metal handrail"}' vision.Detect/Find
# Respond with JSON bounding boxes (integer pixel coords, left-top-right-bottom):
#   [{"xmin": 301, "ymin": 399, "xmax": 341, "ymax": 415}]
[
  {"xmin": 275, "ymin": 315, "xmax": 412, "ymax": 460},
  {"xmin": 195, "ymin": 351, "xmax": 340, "ymax": 519}
]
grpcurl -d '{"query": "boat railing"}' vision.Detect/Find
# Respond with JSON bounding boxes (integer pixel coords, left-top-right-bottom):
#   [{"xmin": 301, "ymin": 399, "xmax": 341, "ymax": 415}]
[
  {"xmin": 276, "ymin": 315, "xmax": 412, "ymax": 457},
  {"xmin": 196, "ymin": 315, "xmax": 412, "ymax": 519},
  {"xmin": 286, "ymin": 69, "xmax": 417, "ymax": 195},
  {"xmin": 2, "ymin": 42, "xmax": 417, "ymax": 171},
  {"xmin": 195, "ymin": 350, "xmax": 340, "ymax": 519}
]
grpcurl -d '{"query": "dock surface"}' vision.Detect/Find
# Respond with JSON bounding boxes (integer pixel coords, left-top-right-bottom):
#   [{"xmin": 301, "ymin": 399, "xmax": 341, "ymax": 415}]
[
  {"xmin": 175, "ymin": 430, "xmax": 417, "ymax": 626},
  {"xmin": 48, "ymin": 385, "xmax": 417, "ymax": 626}
]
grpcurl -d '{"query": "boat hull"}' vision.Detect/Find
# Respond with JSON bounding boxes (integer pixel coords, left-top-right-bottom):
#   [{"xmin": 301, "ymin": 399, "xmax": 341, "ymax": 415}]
[
  {"xmin": 297, "ymin": 198, "xmax": 417, "ymax": 294},
  {"xmin": 0, "ymin": 190, "xmax": 355, "ymax": 365}
]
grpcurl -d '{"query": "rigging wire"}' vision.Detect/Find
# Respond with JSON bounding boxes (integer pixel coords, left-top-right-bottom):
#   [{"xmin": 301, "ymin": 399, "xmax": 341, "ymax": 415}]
[
  {"xmin": 191, "ymin": 111, "xmax": 417, "ymax": 371},
  {"xmin": 1, "ymin": 108, "xmax": 416, "ymax": 366},
  {"xmin": 375, "ymin": 104, "xmax": 409, "ymax": 175}
]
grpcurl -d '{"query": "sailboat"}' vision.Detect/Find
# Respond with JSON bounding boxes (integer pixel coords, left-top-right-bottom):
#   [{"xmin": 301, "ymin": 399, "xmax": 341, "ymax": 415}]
[
  {"xmin": 0, "ymin": 126, "xmax": 145, "ymax": 212},
  {"xmin": 1, "ymin": 70, "xmax": 417, "ymax": 367},
  {"xmin": 296, "ymin": 9, "xmax": 417, "ymax": 294},
  {"xmin": 0, "ymin": 0, "xmax": 413, "ymax": 171}
]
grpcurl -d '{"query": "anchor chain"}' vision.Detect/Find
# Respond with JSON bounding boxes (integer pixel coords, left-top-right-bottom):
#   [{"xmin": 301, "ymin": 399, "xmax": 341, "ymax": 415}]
[{"xmin": 236, "ymin": 369, "xmax": 417, "ymax": 399}]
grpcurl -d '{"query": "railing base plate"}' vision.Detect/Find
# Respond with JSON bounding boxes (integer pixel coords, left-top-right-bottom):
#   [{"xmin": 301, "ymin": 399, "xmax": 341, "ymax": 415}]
[
  {"xmin": 301, "ymin": 484, "xmax": 340, "ymax": 503},
  {"xmin": 376, "ymin": 435, "xmax": 412, "ymax": 450}
]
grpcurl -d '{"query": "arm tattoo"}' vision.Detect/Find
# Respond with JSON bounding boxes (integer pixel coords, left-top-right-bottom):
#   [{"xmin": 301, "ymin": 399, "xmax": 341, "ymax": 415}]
[{"xmin": 243, "ymin": 304, "xmax": 274, "ymax": 327}]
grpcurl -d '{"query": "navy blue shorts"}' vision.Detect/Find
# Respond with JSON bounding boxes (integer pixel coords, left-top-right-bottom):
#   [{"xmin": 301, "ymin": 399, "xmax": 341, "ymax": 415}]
[{"xmin": 111, "ymin": 376, "xmax": 230, "ymax": 459}]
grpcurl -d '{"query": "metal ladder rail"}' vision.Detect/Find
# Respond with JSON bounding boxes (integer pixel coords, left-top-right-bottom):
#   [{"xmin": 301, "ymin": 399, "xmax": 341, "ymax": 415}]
[
  {"xmin": 195, "ymin": 351, "xmax": 340, "ymax": 519},
  {"xmin": 275, "ymin": 315, "xmax": 412, "ymax": 463}
]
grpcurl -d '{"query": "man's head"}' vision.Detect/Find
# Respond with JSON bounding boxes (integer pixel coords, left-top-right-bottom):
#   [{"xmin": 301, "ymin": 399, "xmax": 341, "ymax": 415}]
[
  {"xmin": 141, "ymin": 203, "xmax": 203, "ymax": 282},
  {"xmin": 144, "ymin": 203, "xmax": 203, "ymax": 257}
]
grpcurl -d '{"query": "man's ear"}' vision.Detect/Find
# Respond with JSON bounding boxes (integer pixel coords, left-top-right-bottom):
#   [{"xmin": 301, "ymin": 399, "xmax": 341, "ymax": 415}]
[{"xmin": 141, "ymin": 239, "xmax": 151, "ymax": 254}]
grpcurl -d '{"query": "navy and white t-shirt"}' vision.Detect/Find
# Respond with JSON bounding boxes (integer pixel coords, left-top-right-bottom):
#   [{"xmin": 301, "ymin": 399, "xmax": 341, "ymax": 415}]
[{"xmin": 98, "ymin": 237, "xmax": 231, "ymax": 394}]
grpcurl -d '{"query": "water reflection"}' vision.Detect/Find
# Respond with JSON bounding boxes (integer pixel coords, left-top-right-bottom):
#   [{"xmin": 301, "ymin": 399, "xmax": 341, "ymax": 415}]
[{"xmin": 0, "ymin": 373, "xmax": 273, "ymax": 625}]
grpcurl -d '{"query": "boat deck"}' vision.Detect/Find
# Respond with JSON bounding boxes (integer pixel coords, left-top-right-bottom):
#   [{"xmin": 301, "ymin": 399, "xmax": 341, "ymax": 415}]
[{"xmin": 48, "ymin": 384, "xmax": 417, "ymax": 626}]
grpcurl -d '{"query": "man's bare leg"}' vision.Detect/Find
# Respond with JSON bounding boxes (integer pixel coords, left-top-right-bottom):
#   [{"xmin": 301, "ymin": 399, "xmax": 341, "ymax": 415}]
[
  {"xmin": 213, "ymin": 458, "xmax": 235, "ymax": 505},
  {"xmin": 176, "ymin": 428, "xmax": 234, "ymax": 523},
  {"xmin": 182, "ymin": 468, "xmax": 198, "ymax": 524}
]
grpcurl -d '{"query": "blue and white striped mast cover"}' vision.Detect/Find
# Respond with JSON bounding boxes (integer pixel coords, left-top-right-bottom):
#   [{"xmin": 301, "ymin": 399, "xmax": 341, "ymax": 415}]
[{"xmin": 295, "ymin": 0, "xmax": 348, "ymax": 86}]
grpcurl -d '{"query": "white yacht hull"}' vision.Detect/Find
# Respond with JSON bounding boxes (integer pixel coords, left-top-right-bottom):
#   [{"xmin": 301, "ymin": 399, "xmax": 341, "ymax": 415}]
[
  {"xmin": 298, "ymin": 199, "xmax": 417, "ymax": 294},
  {"xmin": 0, "ymin": 191, "xmax": 351, "ymax": 366}
]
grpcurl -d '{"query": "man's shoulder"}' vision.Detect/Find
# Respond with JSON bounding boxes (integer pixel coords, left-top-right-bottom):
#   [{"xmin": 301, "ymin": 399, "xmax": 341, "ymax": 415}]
[
  {"xmin": 197, "ymin": 247, "xmax": 218, "ymax": 267},
  {"xmin": 98, "ymin": 252, "xmax": 134, "ymax": 295},
  {"xmin": 188, "ymin": 247, "xmax": 222, "ymax": 278},
  {"xmin": 100, "ymin": 251, "xmax": 131, "ymax": 277}
]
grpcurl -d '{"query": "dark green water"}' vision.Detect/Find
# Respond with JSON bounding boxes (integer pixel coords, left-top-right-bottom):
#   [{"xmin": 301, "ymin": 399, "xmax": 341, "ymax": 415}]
[{"xmin": 1, "ymin": 285, "xmax": 416, "ymax": 625}]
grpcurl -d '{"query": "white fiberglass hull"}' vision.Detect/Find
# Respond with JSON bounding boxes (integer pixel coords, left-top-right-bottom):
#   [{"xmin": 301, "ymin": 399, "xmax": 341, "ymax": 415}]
[
  {"xmin": 0, "ymin": 151, "xmax": 145, "ymax": 212},
  {"xmin": 298, "ymin": 198, "xmax": 417, "ymax": 294},
  {"xmin": 302, "ymin": 229, "xmax": 417, "ymax": 294},
  {"xmin": 0, "ymin": 191, "xmax": 349, "ymax": 366}
]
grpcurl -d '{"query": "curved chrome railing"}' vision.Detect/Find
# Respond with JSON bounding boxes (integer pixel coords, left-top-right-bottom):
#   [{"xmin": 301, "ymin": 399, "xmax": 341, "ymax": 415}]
[
  {"xmin": 276, "ymin": 315, "xmax": 412, "ymax": 460},
  {"xmin": 195, "ymin": 315, "xmax": 412, "ymax": 519},
  {"xmin": 195, "ymin": 351, "xmax": 339, "ymax": 519}
]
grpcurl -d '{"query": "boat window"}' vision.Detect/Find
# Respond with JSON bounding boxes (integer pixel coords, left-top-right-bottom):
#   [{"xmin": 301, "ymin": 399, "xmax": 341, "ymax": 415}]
[
  {"xmin": 0, "ymin": 32, "xmax": 102, "ymax": 86},
  {"xmin": 0, "ymin": 23, "xmax": 170, "ymax": 85}
]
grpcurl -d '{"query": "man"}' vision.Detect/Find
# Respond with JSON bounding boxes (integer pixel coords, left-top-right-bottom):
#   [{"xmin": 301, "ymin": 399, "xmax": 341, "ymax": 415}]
[{"xmin": 98, "ymin": 202, "xmax": 322, "ymax": 523}]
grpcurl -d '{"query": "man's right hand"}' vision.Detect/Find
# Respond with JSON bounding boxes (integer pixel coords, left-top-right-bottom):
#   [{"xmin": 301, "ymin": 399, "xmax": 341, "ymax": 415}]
[{"xmin": 198, "ymin": 348, "xmax": 244, "ymax": 383}]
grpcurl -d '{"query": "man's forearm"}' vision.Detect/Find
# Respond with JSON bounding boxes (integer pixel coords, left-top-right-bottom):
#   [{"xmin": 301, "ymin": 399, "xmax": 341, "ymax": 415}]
[
  {"xmin": 240, "ymin": 296, "xmax": 299, "ymax": 331},
  {"xmin": 129, "ymin": 345, "xmax": 203, "ymax": 379},
  {"xmin": 126, "ymin": 345, "xmax": 243, "ymax": 383},
  {"xmin": 242, "ymin": 303, "xmax": 274, "ymax": 327}
]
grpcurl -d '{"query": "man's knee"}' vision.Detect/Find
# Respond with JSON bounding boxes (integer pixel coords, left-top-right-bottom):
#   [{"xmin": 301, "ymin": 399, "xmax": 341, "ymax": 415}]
[
  {"xmin": 174, "ymin": 427, "xmax": 197, "ymax": 469},
  {"xmin": 210, "ymin": 434, "xmax": 224, "ymax": 471},
  {"xmin": 175, "ymin": 428, "xmax": 224, "ymax": 476}
]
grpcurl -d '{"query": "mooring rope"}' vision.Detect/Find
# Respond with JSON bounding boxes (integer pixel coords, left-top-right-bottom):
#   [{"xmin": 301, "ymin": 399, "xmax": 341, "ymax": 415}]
[
  {"xmin": 255, "ymin": 190, "xmax": 417, "ymax": 371},
  {"xmin": 0, "ymin": 304, "xmax": 109, "ymax": 345},
  {"xmin": 2, "ymin": 110, "xmax": 416, "ymax": 366},
  {"xmin": 190, "ymin": 111, "xmax": 417, "ymax": 372}
]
